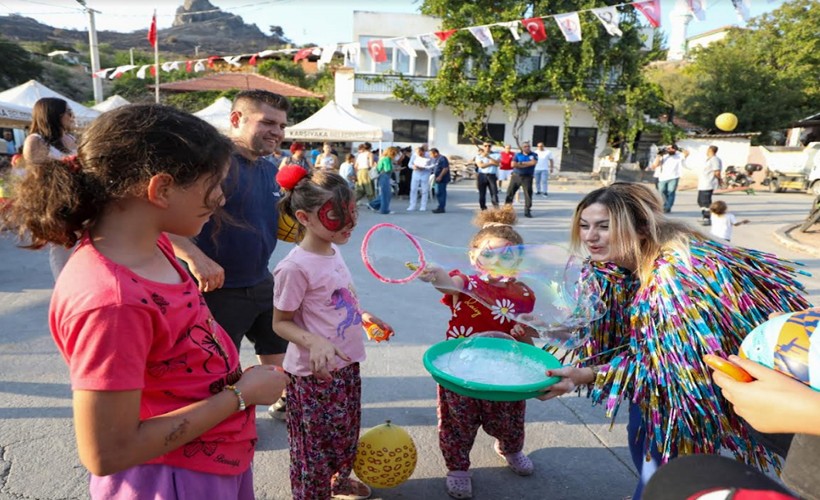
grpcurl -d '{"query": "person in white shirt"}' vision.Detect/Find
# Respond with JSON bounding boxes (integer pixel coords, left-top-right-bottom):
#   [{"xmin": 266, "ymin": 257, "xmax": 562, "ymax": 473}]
[
  {"xmin": 709, "ymin": 200, "xmax": 749, "ymax": 242},
  {"xmin": 533, "ymin": 142, "xmax": 554, "ymax": 196},
  {"xmin": 407, "ymin": 145, "xmax": 433, "ymax": 211},
  {"xmin": 696, "ymin": 146, "xmax": 722, "ymax": 225},
  {"xmin": 651, "ymin": 144, "xmax": 688, "ymax": 213},
  {"xmin": 474, "ymin": 142, "xmax": 500, "ymax": 210}
]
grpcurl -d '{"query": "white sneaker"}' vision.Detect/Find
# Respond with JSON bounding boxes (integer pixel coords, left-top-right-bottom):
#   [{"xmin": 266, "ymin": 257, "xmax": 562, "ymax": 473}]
[
  {"xmin": 406, "ymin": 206, "xmax": 417, "ymax": 211},
  {"xmin": 419, "ymin": 207, "xmax": 427, "ymax": 212}
]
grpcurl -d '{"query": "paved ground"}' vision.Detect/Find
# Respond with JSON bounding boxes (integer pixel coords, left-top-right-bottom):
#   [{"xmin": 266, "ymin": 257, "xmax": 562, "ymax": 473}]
[{"xmin": 1, "ymin": 180, "xmax": 818, "ymax": 500}]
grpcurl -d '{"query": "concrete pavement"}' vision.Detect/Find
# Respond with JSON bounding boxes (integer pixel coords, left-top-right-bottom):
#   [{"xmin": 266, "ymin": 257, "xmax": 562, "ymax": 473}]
[{"xmin": 1, "ymin": 179, "xmax": 818, "ymax": 500}]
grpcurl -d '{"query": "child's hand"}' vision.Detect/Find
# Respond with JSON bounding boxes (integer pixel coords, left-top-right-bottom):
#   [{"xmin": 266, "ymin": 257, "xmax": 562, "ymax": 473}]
[
  {"xmin": 712, "ymin": 355, "xmax": 820, "ymax": 435},
  {"xmin": 309, "ymin": 337, "xmax": 351, "ymax": 380},
  {"xmin": 362, "ymin": 312, "xmax": 393, "ymax": 336},
  {"xmin": 536, "ymin": 366, "xmax": 596, "ymax": 401},
  {"xmin": 510, "ymin": 323, "xmax": 537, "ymax": 343},
  {"xmin": 236, "ymin": 365, "xmax": 289, "ymax": 406},
  {"xmin": 417, "ymin": 264, "xmax": 444, "ymax": 283}
]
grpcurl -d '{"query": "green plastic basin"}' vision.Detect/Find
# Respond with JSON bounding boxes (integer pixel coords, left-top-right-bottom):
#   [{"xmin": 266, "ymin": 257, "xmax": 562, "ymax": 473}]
[{"xmin": 423, "ymin": 337, "xmax": 562, "ymax": 401}]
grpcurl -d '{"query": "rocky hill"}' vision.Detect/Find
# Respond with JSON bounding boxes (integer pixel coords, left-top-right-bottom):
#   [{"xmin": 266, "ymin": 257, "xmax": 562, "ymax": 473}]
[{"xmin": 0, "ymin": 0, "xmax": 290, "ymax": 57}]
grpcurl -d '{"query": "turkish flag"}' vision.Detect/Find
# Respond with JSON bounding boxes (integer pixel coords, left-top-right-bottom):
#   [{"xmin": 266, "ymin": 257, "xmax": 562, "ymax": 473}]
[
  {"xmin": 293, "ymin": 48, "xmax": 313, "ymax": 62},
  {"xmin": 367, "ymin": 39, "xmax": 387, "ymax": 63},
  {"xmin": 147, "ymin": 12, "xmax": 157, "ymax": 48},
  {"xmin": 522, "ymin": 17, "xmax": 547, "ymax": 43},
  {"xmin": 633, "ymin": 0, "xmax": 662, "ymax": 28},
  {"xmin": 434, "ymin": 29, "xmax": 457, "ymax": 42}
]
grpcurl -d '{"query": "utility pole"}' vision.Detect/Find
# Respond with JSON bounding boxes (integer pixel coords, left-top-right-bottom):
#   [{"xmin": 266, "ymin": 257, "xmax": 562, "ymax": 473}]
[
  {"xmin": 76, "ymin": 0, "xmax": 103, "ymax": 104},
  {"xmin": 130, "ymin": 48, "xmax": 134, "ymax": 66}
]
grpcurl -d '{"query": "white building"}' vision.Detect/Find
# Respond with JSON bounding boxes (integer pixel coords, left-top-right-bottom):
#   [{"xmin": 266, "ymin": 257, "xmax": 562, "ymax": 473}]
[{"xmin": 337, "ymin": 11, "xmax": 610, "ymax": 174}]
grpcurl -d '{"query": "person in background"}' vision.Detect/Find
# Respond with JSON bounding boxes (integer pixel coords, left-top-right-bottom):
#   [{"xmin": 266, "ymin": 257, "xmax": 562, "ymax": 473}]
[
  {"xmin": 338, "ymin": 153, "xmax": 356, "ymax": 189},
  {"xmin": 540, "ymin": 183, "xmax": 809, "ymax": 499},
  {"xmin": 505, "ymin": 142, "xmax": 537, "ymax": 218},
  {"xmin": 3, "ymin": 103, "xmax": 289, "ymax": 499},
  {"xmin": 533, "ymin": 142, "xmax": 554, "ymax": 196},
  {"xmin": 283, "ymin": 142, "xmax": 312, "ymax": 171},
  {"xmin": 273, "ymin": 165, "xmax": 391, "ymax": 500},
  {"xmin": 22, "ymin": 97, "xmax": 78, "ymax": 280},
  {"xmin": 369, "ymin": 146, "xmax": 397, "ymax": 215},
  {"xmin": 709, "ymin": 200, "xmax": 750, "ymax": 242},
  {"xmin": 651, "ymin": 144, "xmax": 688, "ymax": 214},
  {"xmin": 430, "ymin": 148, "xmax": 450, "ymax": 214},
  {"xmin": 497, "ymin": 144, "xmax": 514, "ymax": 193},
  {"xmin": 354, "ymin": 143, "xmax": 374, "ymax": 203},
  {"xmin": 3, "ymin": 130, "xmax": 16, "ymax": 155},
  {"xmin": 695, "ymin": 146, "xmax": 722, "ymax": 225},
  {"xmin": 397, "ymin": 146, "xmax": 412, "ymax": 198},
  {"xmin": 474, "ymin": 142, "xmax": 499, "ymax": 211},
  {"xmin": 169, "ymin": 90, "xmax": 292, "ymax": 420},
  {"xmin": 407, "ymin": 145, "xmax": 433, "ymax": 212},
  {"xmin": 315, "ymin": 143, "xmax": 339, "ymax": 171}
]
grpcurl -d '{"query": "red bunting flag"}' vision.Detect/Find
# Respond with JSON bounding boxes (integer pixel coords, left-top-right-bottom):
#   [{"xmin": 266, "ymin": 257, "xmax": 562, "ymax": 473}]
[
  {"xmin": 434, "ymin": 29, "xmax": 457, "ymax": 42},
  {"xmin": 186, "ymin": 60, "xmax": 193, "ymax": 72},
  {"xmin": 293, "ymin": 48, "xmax": 313, "ymax": 62},
  {"xmin": 522, "ymin": 17, "xmax": 548, "ymax": 42},
  {"xmin": 633, "ymin": 0, "xmax": 661, "ymax": 28},
  {"xmin": 249, "ymin": 53, "xmax": 258, "ymax": 66},
  {"xmin": 367, "ymin": 39, "xmax": 387, "ymax": 63},
  {"xmin": 147, "ymin": 12, "xmax": 157, "ymax": 48},
  {"xmin": 206, "ymin": 55, "xmax": 219, "ymax": 68}
]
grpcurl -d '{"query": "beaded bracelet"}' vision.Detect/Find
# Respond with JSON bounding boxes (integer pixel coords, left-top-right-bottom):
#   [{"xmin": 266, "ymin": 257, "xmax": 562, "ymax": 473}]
[{"xmin": 225, "ymin": 385, "xmax": 246, "ymax": 412}]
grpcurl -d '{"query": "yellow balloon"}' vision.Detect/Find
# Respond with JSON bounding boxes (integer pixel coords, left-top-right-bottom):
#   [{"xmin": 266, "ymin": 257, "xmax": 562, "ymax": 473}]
[
  {"xmin": 715, "ymin": 113, "xmax": 738, "ymax": 132},
  {"xmin": 277, "ymin": 212, "xmax": 302, "ymax": 243},
  {"xmin": 354, "ymin": 421, "xmax": 417, "ymax": 489}
]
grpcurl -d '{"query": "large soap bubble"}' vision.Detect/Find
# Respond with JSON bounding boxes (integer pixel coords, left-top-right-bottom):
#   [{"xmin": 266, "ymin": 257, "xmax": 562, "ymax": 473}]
[{"xmin": 361, "ymin": 223, "xmax": 606, "ymax": 349}]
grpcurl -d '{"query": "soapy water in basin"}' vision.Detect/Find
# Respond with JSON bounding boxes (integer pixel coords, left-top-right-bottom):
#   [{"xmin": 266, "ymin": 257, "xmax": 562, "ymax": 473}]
[{"xmin": 432, "ymin": 347, "xmax": 549, "ymax": 386}]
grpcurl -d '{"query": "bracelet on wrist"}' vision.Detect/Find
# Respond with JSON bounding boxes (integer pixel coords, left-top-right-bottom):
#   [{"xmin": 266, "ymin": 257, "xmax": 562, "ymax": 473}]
[{"xmin": 225, "ymin": 385, "xmax": 246, "ymax": 412}]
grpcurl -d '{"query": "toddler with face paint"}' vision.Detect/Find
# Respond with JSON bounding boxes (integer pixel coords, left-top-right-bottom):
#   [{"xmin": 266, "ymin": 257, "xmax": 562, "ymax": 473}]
[
  {"xmin": 272, "ymin": 165, "xmax": 391, "ymax": 500},
  {"xmin": 417, "ymin": 205, "xmax": 537, "ymax": 499}
]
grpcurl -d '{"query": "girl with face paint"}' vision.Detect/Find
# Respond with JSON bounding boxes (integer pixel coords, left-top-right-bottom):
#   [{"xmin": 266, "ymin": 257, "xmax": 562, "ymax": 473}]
[
  {"xmin": 271, "ymin": 165, "xmax": 391, "ymax": 500},
  {"xmin": 416, "ymin": 205, "xmax": 537, "ymax": 499}
]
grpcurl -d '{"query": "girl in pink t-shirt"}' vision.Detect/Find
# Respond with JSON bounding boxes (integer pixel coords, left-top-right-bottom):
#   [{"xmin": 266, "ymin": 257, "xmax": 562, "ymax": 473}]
[
  {"xmin": 417, "ymin": 205, "xmax": 537, "ymax": 500},
  {"xmin": 273, "ymin": 165, "xmax": 392, "ymax": 500},
  {"xmin": 2, "ymin": 105, "xmax": 288, "ymax": 499}
]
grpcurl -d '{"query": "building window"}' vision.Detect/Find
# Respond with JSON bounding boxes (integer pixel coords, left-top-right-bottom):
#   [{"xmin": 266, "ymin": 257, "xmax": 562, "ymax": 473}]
[
  {"xmin": 457, "ymin": 122, "xmax": 505, "ymax": 145},
  {"xmin": 392, "ymin": 119, "xmax": 429, "ymax": 143},
  {"xmin": 516, "ymin": 55, "xmax": 541, "ymax": 74},
  {"xmin": 532, "ymin": 125, "xmax": 559, "ymax": 148}
]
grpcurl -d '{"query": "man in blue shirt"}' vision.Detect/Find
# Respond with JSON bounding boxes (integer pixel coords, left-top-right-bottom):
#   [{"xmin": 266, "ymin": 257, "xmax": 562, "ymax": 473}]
[
  {"xmin": 430, "ymin": 148, "xmax": 450, "ymax": 213},
  {"xmin": 169, "ymin": 90, "xmax": 290, "ymax": 419},
  {"xmin": 505, "ymin": 142, "xmax": 538, "ymax": 218}
]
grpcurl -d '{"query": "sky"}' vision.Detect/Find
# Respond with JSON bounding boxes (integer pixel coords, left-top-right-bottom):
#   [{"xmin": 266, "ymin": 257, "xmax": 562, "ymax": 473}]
[{"xmin": 1, "ymin": 0, "xmax": 787, "ymax": 47}]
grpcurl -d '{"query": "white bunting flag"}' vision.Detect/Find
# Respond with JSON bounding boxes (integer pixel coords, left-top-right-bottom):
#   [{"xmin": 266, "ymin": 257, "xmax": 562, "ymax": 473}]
[
  {"xmin": 109, "ymin": 64, "xmax": 137, "ymax": 79},
  {"xmin": 161, "ymin": 61, "xmax": 175, "ymax": 72},
  {"xmin": 394, "ymin": 38, "xmax": 417, "ymax": 58},
  {"xmin": 418, "ymin": 34, "xmax": 442, "ymax": 58},
  {"xmin": 687, "ymin": 0, "xmax": 706, "ymax": 21},
  {"xmin": 318, "ymin": 44, "xmax": 337, "ymax": 69},
  {"xmin": 193, "ymin": 60, "xmax": 206, "ymax": 72},
  {"xmin": 468, "ymin": 26, "xmax": 494, "ymax": 48},
  {"xmin": 499, "ymin": 20, "xmax": 521, "ymax": 41},
  {"xmin": 592, "ymin": 6, "xmax": 623, "ymax": 37},
  {"xmin": 136, "ymin": 65, "xmax": 150, "ymax": 79},
  {"xmin": 731, "ymin": 0, "xmax": 751, "ymax": 21},
  {"xmin": 554, "ymin": 12, "xmax": 582, "ymax": 42},
  {"xmin": 341, "ymin": 43, "xmax": 360, "ymax": 68}
]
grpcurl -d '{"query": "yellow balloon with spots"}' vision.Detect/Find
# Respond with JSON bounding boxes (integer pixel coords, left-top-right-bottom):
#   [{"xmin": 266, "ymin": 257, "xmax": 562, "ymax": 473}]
[{"xmin": 354, "ymin": 420, "xmax": 417, "ymax": 489}]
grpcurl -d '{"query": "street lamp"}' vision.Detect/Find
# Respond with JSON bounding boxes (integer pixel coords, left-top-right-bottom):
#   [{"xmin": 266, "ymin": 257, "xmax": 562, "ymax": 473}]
[{"xmin": 75, "ymin": 0, "xmax": 103, "ymax": 104}]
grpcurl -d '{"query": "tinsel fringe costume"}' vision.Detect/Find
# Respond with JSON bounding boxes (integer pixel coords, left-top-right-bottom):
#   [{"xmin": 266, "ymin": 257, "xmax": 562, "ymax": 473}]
[{"xmin": 578, "ymin": 237, "xmax": 811, "ymax": 470}]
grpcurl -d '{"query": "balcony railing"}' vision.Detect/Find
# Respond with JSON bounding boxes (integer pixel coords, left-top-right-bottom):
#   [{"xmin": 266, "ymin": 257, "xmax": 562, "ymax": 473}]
[{"xmin": 354, "ymin": 74, "xmax": 435, "ymax": 94}]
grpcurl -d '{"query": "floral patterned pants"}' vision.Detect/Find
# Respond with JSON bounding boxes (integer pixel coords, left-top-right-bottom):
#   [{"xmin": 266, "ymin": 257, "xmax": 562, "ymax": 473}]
[
  {"xmin": 287, "ymin": 363, "xmax": 362, "ymax": 500},
  {"xmin": 437, "ymin": 385, "xmax": 526, "ymax": 471}
]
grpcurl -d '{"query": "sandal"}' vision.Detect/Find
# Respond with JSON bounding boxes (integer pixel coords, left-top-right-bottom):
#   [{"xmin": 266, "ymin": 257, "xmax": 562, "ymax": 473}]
[
  {"xmin": 494, "ymin": 441, "xmax": 534, "ymax": 476},
  {"xmin": 331, "ymin": 477, "xmax": 372, "ymax": 500},
  {"xmin": 445, "ymin": 470, "xmax": 472, "ymax": 499}
]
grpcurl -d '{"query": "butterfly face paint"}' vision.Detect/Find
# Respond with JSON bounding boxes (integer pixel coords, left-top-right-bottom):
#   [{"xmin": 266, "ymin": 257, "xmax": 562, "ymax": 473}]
[{"xmin": 317, "ymin": 199, "xmax": 357, "ymax": 232}]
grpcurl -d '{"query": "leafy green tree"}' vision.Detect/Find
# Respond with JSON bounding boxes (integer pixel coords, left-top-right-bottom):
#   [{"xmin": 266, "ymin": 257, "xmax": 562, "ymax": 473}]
[
  {"xmin": 0, "ymin": 36, "xmax": 43, "ymax": 89},
  {"xmin": 389, "ymin": 0, "xmax": 663, "ymax": 148}
]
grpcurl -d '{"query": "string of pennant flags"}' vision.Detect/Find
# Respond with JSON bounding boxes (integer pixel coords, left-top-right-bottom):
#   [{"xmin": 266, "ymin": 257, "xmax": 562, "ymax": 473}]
[{"xmin": 93, "ymin": 0, "xmax": 759, "ymax": 81}]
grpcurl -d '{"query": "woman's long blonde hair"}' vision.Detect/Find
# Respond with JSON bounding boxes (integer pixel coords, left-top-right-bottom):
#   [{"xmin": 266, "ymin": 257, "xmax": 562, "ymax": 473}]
[{"xmin": 569, "ymin": 182, "xmax": 702, "ymax": 284}]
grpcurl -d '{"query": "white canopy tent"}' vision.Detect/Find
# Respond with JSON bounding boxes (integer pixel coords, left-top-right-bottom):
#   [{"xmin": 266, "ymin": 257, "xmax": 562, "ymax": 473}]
[
  {"xmin": 285, "ymin": 101, "xmax": 393, "ymax": 142},
  {"xmin": 0, "ymin": 80, "xmax": 99, "ymax": 127},
  {"xmin": 193, "ymin": 97, "xmax": 232, "ymax": 133},
  {"xmin": 92, "ymin": 94, "xmax": 130, "ymax": 113},
  {"xmin": 0, "ymin": 100, "xmax": 33, "ymax": 128}
]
